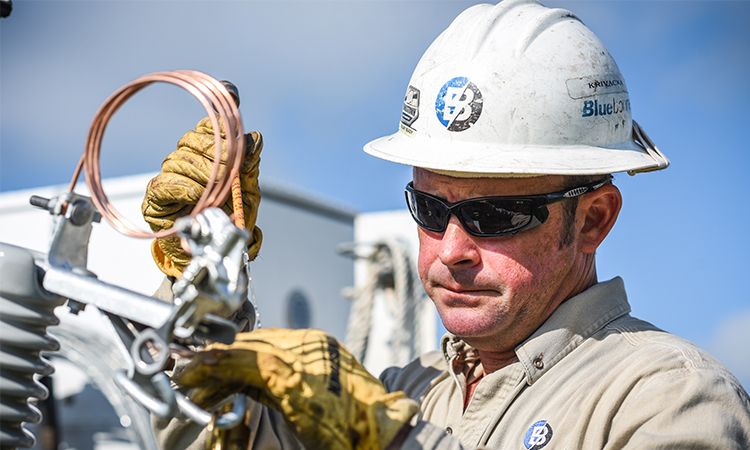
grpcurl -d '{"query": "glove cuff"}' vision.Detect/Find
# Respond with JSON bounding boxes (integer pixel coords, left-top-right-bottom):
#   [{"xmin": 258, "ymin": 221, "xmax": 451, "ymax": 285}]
[{"xmin": 151, "ymin": 239, "xmax": 185, "ymax": 278}]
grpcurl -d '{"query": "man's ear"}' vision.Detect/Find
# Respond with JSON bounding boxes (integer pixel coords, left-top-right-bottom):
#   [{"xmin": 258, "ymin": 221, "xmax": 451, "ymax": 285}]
[{"xmin": 578, "ymin": 184, "xmax": 622, "ymax": 254}]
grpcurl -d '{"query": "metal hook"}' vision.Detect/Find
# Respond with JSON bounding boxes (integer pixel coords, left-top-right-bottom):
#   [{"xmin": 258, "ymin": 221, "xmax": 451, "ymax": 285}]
[
  {"xmin": 114, "ymin": 371, "xmax": 177, "ymax": 418},
  {"xmin": 629, "ymin": 120, "xmax": 670, "ymax": 175},
  {"xmin": 175, "ymin": 393, "xmax": 247, "ymax": 429}
]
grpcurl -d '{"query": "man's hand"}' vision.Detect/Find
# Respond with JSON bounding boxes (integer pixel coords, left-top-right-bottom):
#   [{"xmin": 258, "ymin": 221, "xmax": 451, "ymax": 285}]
[
  {"xmin": 141, "ymin": 116, "xmax": 263, "ymax": 278},
  {"xmin": 180, "ymin": 328, "xmax": 419, "ymax": 450}
]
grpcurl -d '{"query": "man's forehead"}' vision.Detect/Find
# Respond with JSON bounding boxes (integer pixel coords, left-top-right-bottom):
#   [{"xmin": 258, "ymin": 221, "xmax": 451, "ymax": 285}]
[{"xmin": 412, "ymin": 167, "xmax": 567, "ymax": 198}]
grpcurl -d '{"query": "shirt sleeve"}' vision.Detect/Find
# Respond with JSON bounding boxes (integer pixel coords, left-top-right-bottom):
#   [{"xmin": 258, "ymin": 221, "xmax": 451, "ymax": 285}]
[{"xmin": 609, "ymin": 364, "xmax": 750, "ymax": 449}]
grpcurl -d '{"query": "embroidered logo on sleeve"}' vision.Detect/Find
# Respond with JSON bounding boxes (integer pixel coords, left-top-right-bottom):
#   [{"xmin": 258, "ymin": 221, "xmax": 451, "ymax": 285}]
[{"xmin": 523, "ymin": 420, "xmax": 553, "ymax": 449}]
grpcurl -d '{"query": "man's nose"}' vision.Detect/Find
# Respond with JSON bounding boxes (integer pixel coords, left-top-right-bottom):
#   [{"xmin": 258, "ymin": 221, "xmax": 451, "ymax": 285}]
[{"xmin": 437, "ymin": 216, "xmax": 480, "ymax": 268}]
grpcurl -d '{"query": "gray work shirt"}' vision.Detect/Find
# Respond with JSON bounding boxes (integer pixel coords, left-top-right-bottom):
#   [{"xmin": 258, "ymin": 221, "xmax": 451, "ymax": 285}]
[{"xmin": 381, "ymin": 277, "xmax": 750, "ymax": 449}]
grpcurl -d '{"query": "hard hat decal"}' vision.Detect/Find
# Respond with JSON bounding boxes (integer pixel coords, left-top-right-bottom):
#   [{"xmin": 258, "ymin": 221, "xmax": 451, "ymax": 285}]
[
  {"xmin": 399, "ymin": 85, "xmax": 421, "ymax": 137},
  {"xmin": 582, "ymin": 97, "xmax": 631, "ymax": 118},
  {"xmin": 435, "ymin": 77, "xmax": 483, "ymax": 132}
]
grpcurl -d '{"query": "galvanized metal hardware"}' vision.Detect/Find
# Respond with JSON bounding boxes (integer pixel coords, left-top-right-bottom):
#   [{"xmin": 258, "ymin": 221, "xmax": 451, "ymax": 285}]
[{"xmin": 0, "ymin": 191, "xmax": 252, "ymax": 449}]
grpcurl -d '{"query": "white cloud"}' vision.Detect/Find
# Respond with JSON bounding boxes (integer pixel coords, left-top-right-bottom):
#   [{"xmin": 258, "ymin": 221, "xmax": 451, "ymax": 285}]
[{"xmin": 705, "ymin": 310, "xmax": 750, "ymax": 391}]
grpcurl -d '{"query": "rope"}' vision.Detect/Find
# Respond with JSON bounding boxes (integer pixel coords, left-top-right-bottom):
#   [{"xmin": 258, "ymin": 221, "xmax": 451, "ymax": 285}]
[
  {"xmin": 343, "ymin": 239, "xmax": 426, "ymax": 366},
  {"xmin": 344, "ymin": 255, "xmax": 378, "ymax": 362}
]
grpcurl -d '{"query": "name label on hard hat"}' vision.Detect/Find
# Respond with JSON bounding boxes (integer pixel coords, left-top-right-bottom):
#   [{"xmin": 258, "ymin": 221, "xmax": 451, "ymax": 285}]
[
  {"xmin": 566, "ymin": 74, "xmax": 628, "ymax": 99},
  {"xmin": 435, "ymin": 77, "xmax": 483, "ymax": 132}
]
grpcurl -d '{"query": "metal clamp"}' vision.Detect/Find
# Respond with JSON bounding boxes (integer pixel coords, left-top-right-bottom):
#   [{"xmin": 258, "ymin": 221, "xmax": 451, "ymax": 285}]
[{"xmin": 171, "ymin": 208, "xmax": 250, "ymax": 339}]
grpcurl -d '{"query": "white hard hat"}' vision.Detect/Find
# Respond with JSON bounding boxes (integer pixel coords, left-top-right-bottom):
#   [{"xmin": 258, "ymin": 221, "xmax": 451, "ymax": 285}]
[{"xmin": 365, "ymin": 0, "xmax": 669, "ymax": 177}]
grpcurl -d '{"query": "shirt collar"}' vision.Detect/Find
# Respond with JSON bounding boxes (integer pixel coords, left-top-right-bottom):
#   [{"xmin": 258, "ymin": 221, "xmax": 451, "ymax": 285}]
[{"xmin": 515, "ymin": 277, "xmax": 631, "ymax": 384}]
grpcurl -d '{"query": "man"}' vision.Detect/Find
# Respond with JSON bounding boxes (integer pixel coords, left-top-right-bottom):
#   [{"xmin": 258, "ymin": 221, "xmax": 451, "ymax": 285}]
[{"xmin": 163, "ymin": 1, "xmax": 750, "ymax": 449}]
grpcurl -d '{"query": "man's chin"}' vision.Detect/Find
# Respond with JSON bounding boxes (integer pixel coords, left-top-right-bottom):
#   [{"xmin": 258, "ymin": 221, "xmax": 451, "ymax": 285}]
[{"xmin": 440, "ymin": 315, "xmax": 498, "ymax": 341}]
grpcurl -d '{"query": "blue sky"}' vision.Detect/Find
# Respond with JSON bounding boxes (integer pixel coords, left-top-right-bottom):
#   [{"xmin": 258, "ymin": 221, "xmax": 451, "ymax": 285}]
[{"xmin": 2, "ymin": 0, "xmax": 749, "ymax": 388}]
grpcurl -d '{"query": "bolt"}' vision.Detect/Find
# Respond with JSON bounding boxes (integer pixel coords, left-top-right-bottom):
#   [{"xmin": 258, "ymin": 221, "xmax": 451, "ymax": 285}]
[{"xmin": 69, "ymin": 200, "xmax": 94, "ymax": 226}]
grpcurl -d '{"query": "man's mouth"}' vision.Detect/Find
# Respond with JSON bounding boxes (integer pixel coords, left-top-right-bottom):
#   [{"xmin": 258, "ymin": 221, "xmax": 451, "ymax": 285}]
[{"xmin": 433, "ymin": 283, "xmax": 499, "ymax": 306}]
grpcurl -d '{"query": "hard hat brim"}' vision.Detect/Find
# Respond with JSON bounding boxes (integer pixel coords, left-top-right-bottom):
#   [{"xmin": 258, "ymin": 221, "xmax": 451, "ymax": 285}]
[{"xmin": 364, "ymin": 130, "xmax": 665, "ymax": 177}]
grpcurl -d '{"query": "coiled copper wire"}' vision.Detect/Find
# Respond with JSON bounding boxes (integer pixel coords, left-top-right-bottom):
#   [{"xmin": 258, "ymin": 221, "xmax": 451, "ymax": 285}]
[{"xmin": 68, "ymin": 70, "xmax": 245, "ymax": 239}]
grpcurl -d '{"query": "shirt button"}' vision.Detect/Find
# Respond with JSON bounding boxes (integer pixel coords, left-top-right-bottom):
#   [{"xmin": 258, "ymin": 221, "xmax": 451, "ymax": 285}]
[
  {"xmin": 446, "ymin": 427, "xmax": 453, "ymax": 434},
  {"xmin": 533, "ymin": 355, "xmax": 544, "ymax": 370}
]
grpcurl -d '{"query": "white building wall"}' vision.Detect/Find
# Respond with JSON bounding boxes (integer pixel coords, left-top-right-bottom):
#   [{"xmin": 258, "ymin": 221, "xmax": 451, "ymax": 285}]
[{"xmin": 250, "ymin": 179, "xmax": 356, "ymax": 339}]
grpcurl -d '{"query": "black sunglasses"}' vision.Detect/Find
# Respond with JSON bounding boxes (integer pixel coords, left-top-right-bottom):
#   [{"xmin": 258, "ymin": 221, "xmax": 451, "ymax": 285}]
[{"xmin": 405, "ymin": 176, "xmax": 612, "ymax": 237}]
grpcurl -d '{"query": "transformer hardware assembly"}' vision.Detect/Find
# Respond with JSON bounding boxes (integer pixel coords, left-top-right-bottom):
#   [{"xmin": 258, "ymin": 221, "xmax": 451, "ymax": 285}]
[{"xmin": 0, "ymin": 71, "xmax": 253, "ymax": 449}]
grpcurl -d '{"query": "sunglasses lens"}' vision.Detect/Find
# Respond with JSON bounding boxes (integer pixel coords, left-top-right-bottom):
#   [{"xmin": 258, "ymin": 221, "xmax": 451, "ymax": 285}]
[
  {"xmin": 407, "ymin": 187, "xmax": 536, "ymax": 236},
  {"xmin": 407, "ymin": 190, "xmax": 450, "ymax": 231},
  {"xmin": 457, "ymin": 199, "xmax": 533, "ymax": 236}
]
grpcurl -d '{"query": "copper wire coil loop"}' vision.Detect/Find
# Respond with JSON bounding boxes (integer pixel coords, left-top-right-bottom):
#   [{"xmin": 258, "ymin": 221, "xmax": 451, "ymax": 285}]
[{"xmin": 69, "ymin": 70, "xmax": 245, "ymax": 239}]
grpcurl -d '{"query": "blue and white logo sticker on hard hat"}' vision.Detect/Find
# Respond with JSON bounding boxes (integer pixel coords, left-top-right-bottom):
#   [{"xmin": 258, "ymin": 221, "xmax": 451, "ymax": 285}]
[
  {"xmin": 435, "ymin": 77, "xmax": 483, "ymax": 132},
  {"xmin": 523, "ymin": 420, "xmax": 553, "ymax": 449}
]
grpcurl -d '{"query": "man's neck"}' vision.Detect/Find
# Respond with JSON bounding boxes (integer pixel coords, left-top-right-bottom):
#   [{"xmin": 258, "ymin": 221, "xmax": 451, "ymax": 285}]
[
  {"xmin": 463, "ymin": 349, "xmax": 517, "ymax": 411},
  {"xmin": 477, "ymin": 348, "xmax": 518, "ymax": 374}
]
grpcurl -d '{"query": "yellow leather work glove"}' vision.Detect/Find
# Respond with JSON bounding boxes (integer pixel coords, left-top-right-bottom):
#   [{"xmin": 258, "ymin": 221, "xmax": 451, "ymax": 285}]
[
  {"xmin": 180, "ymin": 328, "xmax": 419, "ymax": 450},
  {"xmin": 141, "ymin": 117, "xmax": 263, "ymax": 278}
]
